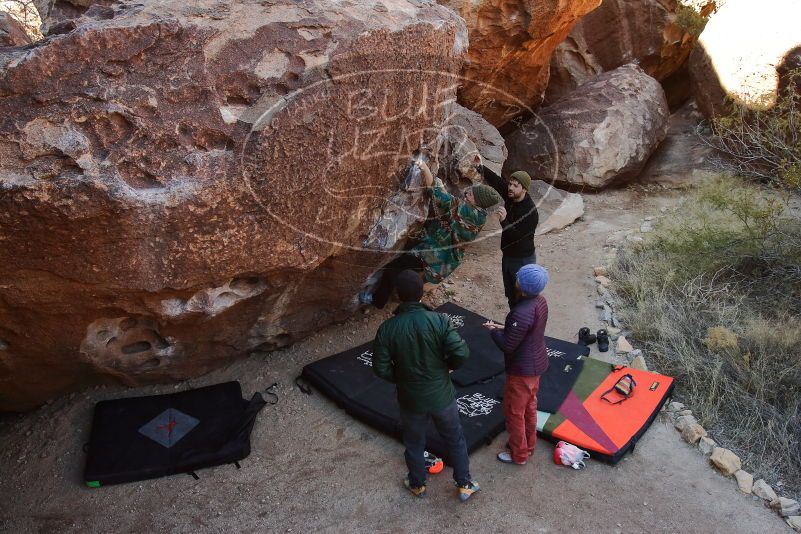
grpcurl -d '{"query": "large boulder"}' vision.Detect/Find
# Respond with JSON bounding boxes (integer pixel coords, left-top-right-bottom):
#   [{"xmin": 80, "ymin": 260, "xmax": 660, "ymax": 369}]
[
  {"xmin": 437, "ymin": 0, "xmax": 601, "ymax": 127},
  {"xmin": 0, "ymin": 12, "xmax": 31, "ymax": 46},
  {"xmin": 689, "ymin": 0, "xmax": 801, "ymax": 118},
  {"xmin": 639, "ymin": 101, "xmax": 716, "ymax": 188},
  {"xmin": 0, "ymin": 0, "xmax": 467, "ymax": 411},
  {"xmin": 545, "ymin": 0, "xmax": 701, "ymax": 106},
  {"xmin": 504, "ymin": 64, "xmax": 670, "ymax": 189}
]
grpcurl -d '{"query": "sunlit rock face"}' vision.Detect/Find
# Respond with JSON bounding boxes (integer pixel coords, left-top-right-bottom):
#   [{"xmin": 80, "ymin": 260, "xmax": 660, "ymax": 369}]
[
  {"xmin": 437, "ymin": 0, "xmax": 601, "ymax": 128},
  {"xmin": 504, "ymin": 64, "xmax": 669, "ymax": 190},
  {"xmin": 0, "ymin": 0, "xmax": 467, "ymax": 411},
  {"xmin": 545, "ymin": 0, "xmax": 697, "ymax": 106},
  {"xmin": 689, "ymin": 0, "xmax": 801, "ymax": 118}
]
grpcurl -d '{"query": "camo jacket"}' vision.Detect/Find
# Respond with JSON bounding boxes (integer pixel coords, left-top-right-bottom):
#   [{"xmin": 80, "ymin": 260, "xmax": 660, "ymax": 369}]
[{"xmin": 411, "ymin": 186, "xmax": 487, "ymax": 284}]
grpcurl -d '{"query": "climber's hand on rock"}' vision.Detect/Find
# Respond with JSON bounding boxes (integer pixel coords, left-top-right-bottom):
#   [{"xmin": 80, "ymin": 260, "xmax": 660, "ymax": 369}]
[{"xmin": 415, "ymin": 160, "xmax": 434, "ymax": 187}]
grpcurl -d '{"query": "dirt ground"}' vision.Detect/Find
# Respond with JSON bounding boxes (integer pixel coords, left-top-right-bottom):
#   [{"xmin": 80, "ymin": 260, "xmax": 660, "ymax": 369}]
[{"xmin": 0, "ymin": 186, "xmax": 788, "ymax": 533}]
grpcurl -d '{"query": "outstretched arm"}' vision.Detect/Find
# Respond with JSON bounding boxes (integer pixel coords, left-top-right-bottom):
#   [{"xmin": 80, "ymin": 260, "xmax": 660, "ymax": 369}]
[
  {"xmin": 480, "ymin": 165, "xmax": 507, "ymax": 199},
  {"xmin": 490, "ymin": 310, "xmax": 530, "ymax": 354}
]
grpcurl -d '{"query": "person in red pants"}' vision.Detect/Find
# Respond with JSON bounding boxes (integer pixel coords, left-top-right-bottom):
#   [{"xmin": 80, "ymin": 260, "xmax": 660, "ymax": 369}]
[{"xmin": 483, "ymin": 264, "xmax": 549, "ymax": 464}]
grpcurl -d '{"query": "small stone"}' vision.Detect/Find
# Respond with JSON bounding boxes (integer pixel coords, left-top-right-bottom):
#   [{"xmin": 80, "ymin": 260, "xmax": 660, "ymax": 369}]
[
  {"xmin": 595, "ymin": 275, "xmax": 611, "ymax": 287},
  {"xmin": 786, "ymin": 516, "xmax": 801, "ymax": 532},
  {"xmin": 771, "ymin": 498, "xmax": 801, "ymax": 517},
  {"xmin": 597, "ymin": 285, "xmax": 609, "ymax": 296},
  {"xmin": 593, "ymin": 266, "xmax": 607, "ymax": 277},
  {"xmin": 681, "ymin": 424, "xmax": 706, "ymax": 444},
  {"xmin": 677, "ymin": 409, "xmax": 693, "ymax": 417},
  {"xmin": 607, "ymin": 326, "xmax": 621, "ymax": 336},
  {"xmin": 595, "ymin": 300, "xmax": 605, "ymax": 309},
  {"xmin": 626, "ymin": 235, "xmax": 644, "ymax": 243},
  {"xmin": 640, "ymin": 222, "xmax": 653, "ymax": 233},
  {"xmin": 753, "ymin": 479, "xmax": 778, "ymax": 501},
  {"xmin": 630, "ymin": 354, "xmax": 648, "ymax": 371},
  {"xmin": 710, "ymin": 447, "xmax": 741, "ymax": 476},
  {"xmin": 615, "ymin": 336, "xmax": 633, "ymax": 353},
  {"xmin": 644, "ymin": 216, "xmax": 654, "ymax": 221},
  {"xmin": 666, "ymin": 401, "xmax": 685, "ymax": 412},
  {"xmin": 698, "ymin": 436, "xmax": 716, "ymax": 456},
  {"xmin": 734, "ymin": 470, "xmax": 754, "ymax": 493},
  {"xmin": 674, "ymin": 414, "xmax": 697, "ymax": 432}
]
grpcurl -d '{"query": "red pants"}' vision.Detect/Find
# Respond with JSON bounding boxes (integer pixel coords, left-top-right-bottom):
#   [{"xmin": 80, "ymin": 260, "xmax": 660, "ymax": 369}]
[{"xmin": 503, "ymin": 374, "xmax": 541, "ymax": 464}]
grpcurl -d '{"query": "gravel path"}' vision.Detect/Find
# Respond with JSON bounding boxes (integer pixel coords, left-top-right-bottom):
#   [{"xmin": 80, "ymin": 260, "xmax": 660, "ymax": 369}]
[{"xmin": 0, "ymin": 187, "xmax": 787, "ymax": 533}]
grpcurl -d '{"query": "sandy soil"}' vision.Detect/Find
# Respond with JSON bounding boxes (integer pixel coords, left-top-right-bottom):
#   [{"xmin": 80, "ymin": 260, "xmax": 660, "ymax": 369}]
[{"xmin": 0, "ymin": 186, "xmax": 788, "ymax": 533}]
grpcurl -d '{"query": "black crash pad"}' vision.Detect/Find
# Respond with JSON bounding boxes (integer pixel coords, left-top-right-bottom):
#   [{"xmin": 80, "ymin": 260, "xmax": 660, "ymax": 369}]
[
  {"xmin": 301, "ymin": 303, "xmax": 589, "ymax": 461},
  {"xmin": 84, "ymin": 381, "xmax": 266, "ymax": 487}
]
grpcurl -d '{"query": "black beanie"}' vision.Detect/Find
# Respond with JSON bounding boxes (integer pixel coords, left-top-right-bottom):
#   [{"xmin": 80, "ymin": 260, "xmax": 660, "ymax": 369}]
[{"xmin": 396, "ymin": 269, "xmax": 424, "ymax": 302}]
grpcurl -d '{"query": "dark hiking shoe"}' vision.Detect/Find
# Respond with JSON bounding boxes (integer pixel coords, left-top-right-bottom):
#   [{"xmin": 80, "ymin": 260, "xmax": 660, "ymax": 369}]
[
  {"xmin": 456, "ymin": 480, "xmax": 481, "ymax": 502},
  {"xmin": 578, "ymin": 327, "xmax": 597, "ymax": 346},
  {"xmin": 403, "ymin": 478, "xmax": 426, "ymax": 498},
  {"xmin": 597, "ymin": 329, "xmax": 610, "ymax": 352}
]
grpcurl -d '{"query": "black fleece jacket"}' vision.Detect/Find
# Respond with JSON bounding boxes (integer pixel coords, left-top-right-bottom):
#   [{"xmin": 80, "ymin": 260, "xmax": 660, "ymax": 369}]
[{"xmin": 481, "ymin": 166, "xmax": 538, "ymax": 258}]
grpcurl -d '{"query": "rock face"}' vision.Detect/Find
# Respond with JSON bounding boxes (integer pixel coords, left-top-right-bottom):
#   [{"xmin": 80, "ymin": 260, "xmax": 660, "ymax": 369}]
[
  {"xmin": 545, "ymin": 0, "xmax": 697, "ymax": 105},
  {"xmin": 0, "ymin": 0, "xmax": 467, "ymax": 411},
  {"xmin": 0, "ymin": 11, "xmax": 31, "ymax": 46},
  {"xmin": 437, "ymin": 0, "xmax": 601, "ymax": 127},
  {"xmin": 639, "ymin": 101, "xmax": 715, "ymax": 188},
  {"xmin": 504, "ymin": 64, "xmax": 670, "ymax": 189},
  {"xmin": 529, "ymin": 180, "xmax": 584, "ymax": 236},
  {"xmin": 689, "ymin": 0, "xmax": 801, "ymax": 118}
]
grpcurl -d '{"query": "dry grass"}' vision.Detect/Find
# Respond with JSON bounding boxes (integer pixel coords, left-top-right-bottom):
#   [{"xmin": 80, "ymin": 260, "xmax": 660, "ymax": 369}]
[{"xmin": 612, "ymin": 178, "xmax": 801, "ymax": 499}]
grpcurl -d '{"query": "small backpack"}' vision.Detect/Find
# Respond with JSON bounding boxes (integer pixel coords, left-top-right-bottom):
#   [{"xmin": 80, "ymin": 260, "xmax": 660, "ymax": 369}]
[{"xmin": 601, "ymin": 373, "xmax": 637, "ymax": 404}]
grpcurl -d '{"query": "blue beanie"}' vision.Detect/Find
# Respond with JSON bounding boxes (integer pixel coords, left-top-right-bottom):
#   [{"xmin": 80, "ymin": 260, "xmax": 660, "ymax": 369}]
[{"xmin": 517, "ymin": 264, "xmax": 548, "ymax": 296}]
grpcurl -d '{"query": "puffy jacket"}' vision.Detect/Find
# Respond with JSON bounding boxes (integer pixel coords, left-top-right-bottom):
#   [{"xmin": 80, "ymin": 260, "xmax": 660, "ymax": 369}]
[
  {"xmin": 372, "ymin": 302, "xmax": 470, "ymax": 413},
  {"xmin": 490, "ymin": 295, "xmax": 549, "ymax": 376}
]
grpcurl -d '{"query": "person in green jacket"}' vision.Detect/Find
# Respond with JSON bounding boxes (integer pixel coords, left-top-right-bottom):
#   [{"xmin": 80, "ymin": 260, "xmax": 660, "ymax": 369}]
[
  {"xmin": 372, "ymin": 270, "xmax": 481, "ymax": 502},
  {"xmin": 367, "ymin": 160, "xmax": 505, "ymax": 308}
]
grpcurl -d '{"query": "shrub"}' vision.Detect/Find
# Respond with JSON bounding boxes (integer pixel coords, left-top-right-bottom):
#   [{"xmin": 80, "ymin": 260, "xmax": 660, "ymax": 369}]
[
  {"xmin": 705, "ymin": 68, "xmax": 801, "ymax": 189},
  {"xmin": 675, "ymin": 4, "xmax": 709, "ymax": 39},
  {"xmin": 612, "ymin": 178, "xmax": 801, "ymax": 499}
]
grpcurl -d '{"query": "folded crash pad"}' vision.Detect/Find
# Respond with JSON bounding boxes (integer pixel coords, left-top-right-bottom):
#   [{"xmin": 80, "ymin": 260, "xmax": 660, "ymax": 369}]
[
  {"xmin": 84, "ymin": 381, "xmax": 266, "ymax": 487},
  {"xmin": 537, "ymin": 359, "xmax": 674, "ymax": 464},
  {"xmin": 301, "ymin": 303, "xmax": 590, "ymax": 461}
]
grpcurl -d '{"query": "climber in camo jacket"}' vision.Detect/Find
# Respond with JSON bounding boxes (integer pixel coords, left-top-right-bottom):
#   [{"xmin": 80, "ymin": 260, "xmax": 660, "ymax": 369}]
[{"xmin": 369, "ymin": 160, "xmax": 506, "ymax": 309}]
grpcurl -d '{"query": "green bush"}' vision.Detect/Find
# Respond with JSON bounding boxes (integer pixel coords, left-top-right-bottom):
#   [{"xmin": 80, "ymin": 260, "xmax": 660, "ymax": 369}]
[
  {"xmin": 675, "ymin": 5, "xmax": 709, "ymax": 39},
  {"xmin": 612, "ymin": 178, "xmax": 801, "ymax": 499}
]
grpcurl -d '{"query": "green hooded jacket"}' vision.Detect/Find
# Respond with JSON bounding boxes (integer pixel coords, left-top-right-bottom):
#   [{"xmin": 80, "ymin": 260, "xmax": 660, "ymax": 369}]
[{"xmin": 372, "ymin": 302, "xmax": 470, "ymax": 413}]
